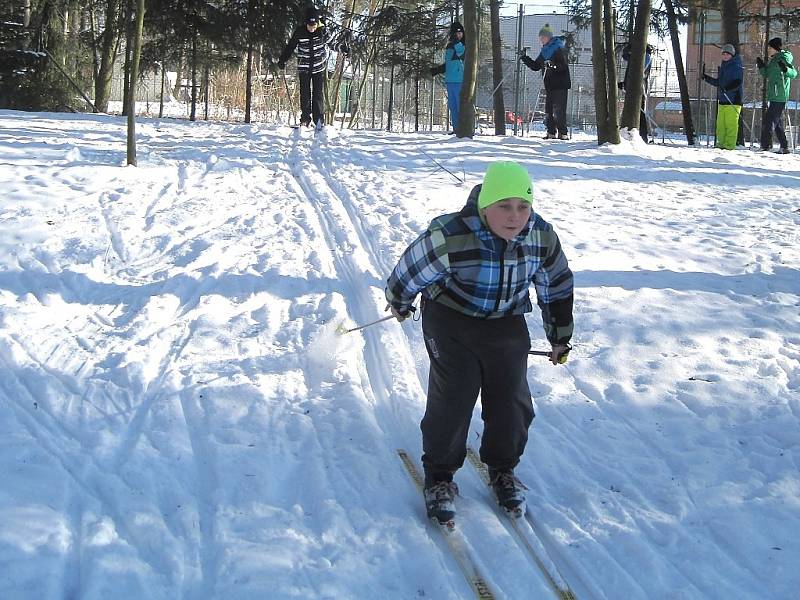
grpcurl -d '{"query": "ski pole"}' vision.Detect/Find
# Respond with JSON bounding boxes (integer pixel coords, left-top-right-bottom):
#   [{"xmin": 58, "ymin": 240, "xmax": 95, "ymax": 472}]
[
  {"xmin": 336, "ymin": 315, "xmax": 395, "ymax": 334},
  {"xmin": 281, "ymin": 70, "xmax": 297, "ymax": 126},
  {"xmin": 336, "ymin": 306, "xmax": 417, "ymax": 335},
  {"xmin": 529, "ymin": 344, "xmax": 571, "ymax": 364}
]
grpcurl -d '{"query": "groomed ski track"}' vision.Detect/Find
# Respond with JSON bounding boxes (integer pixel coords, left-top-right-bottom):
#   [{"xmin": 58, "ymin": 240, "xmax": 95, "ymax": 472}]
[
  {"xmin": 285, "ymin": 127, "xmax": 561, "ymax": 599},
  {"xmin": 3, "ymin": 113, "xmax": 798, "ymax": 600}
]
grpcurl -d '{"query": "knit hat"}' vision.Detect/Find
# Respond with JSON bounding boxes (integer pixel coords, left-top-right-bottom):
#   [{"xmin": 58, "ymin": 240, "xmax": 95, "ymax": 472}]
[
  {"xmin": 539, "ymin": 24, "xmax": 554, "ymax": 39},
  {"xmin": 768, "ymin": 37, "xmax": 782, "ymax": 51},
  {"xmin": 478, "ymin": 162, "xmax": 533, "ymax": 210},
  {"xmin": 721, "ymin": 43, "xmax": 735, "ymax": 56},
  {"xmin": 450, "ymin": 21, "xmax": 464, "ymax": 35},
  {"xmin": 305, "ymin": 7, "xmax": 322, "ymax": 24}
]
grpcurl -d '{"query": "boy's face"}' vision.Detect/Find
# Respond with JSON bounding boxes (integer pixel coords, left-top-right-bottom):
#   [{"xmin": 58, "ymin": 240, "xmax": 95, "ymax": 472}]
[
  {"xmin": 721, "ymin": 52, "xmax": 732, "ymax": 61},
  {"xmin": 455, "ymin": 30, "xmax": 463, "ymax": 40},
  {"xmin": 482, "ymin": 198, "xmax": 532, "ymax": 241},
  {"xmin": 539, "ymin": 35, "xmax": 550, "ymax": 46},
  {"xmin": 306, "ymin": 21, "xmax": 319, "ymax": 32},
  {"xmin": 767, "ymin": 46, "xmax": 777, "ymax": 57}
]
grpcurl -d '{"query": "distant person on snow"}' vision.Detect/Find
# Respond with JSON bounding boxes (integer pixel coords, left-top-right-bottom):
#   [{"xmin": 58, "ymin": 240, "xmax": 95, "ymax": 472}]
[
  {"xmin": 756, "ymin": 37, "xmax": 797, "ymax": 154},
  {"xmin": 385, "ymin": 161, "xmax": 574, "ymax": 524},
  {"xmin": 277, "ymin": 7, "xmax": 348, "ymax": 129},
  {"xmin": 431, "ymin": 21, "xmax": 465, "ymax": 133},
  {"xmin": 618, "ymin": 43, "xmax": 653, "ymax": 143},
  {"xmin": 702, "ymin": 43, "xmax": 743, "ymax": 151},
  {"xmin": 520, "ymin": 24, "xmax": 571, "ymax": 140}
]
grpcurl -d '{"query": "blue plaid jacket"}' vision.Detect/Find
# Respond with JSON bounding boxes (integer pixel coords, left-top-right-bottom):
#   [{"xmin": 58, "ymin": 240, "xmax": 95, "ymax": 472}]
[{"xmin": 386, "ymin": 185, "xmax": 574, "ymax": 344}]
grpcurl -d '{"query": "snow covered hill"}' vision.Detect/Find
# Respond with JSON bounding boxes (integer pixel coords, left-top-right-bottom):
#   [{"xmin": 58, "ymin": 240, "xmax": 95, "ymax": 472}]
[{"xmin": 1, "ymin": 110, "xmax": 798, "ymax": 599}]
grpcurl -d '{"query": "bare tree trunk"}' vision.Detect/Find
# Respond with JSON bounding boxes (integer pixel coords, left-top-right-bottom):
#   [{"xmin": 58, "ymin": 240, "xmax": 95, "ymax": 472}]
[
  {"xmin": 603, "ymin": 0, "xmax": 619, "ymax": 141},
  {"xmin": 24, "ymin": 0, "xmax": 32, "ymax": 27},
  {"xmin": 122, "ymin": 0, "xmax": 133, "ymax": 116},
  {"xmin": 126, "ymin": 0, "xmax": 145, "ymax": 165},
  {"xmin": 664, "ymin": 0, "xmax": 695, "ymax": 144},
  {"xmin": 190, "ymin": 34, "xmax": 198, "ymax": 121},
  {"xmin": 456, "ymin": 0, "xmax": 478, "ymax": 138},
  {"xmin": 94, "ymin": 0, "xmax": 121, "ymax": 111},
  {"xmin": 489, "ymin": 0, "xmax": 505, "ymax": 135},
  {"xmin": 326, "ymin": 0, "xmax": 357, "ymax": 123},
  {"xmin": 620, "ymin": 0, "xmax": 651, "ymax": 130},
  {"xmin": 245, "ymin": 43, "xmax": 254, "ymax": 123}
]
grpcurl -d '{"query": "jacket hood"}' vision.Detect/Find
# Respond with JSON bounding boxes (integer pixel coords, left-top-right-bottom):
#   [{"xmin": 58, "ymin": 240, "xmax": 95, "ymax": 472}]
[{"xmin": 776, "ymin": 49, "xmax": 794, "ymax": 66}]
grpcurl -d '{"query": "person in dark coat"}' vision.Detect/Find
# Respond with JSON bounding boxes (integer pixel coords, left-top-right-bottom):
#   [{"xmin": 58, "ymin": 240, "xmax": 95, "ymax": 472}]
[
  {"xmin": 702, "ymin": 43, "xmax": 743, "ymax": 150},
  {"xmin": 277, "ymin": 7, "xmax": 347, "ymax": 128},
  {"xmin": 520, "ymin": 24, "xmax": 571, "ymax": 140},
  {"xmin": 619, "ymin": 43, "xmax": 653, "ymax": 142}
]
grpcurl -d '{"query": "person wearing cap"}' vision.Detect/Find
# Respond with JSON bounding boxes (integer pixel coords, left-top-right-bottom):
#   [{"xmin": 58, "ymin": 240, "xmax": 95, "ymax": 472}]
[
  {"xmin": 702, "ymin": 43, "xmax": 743, "ymax": 151},
  {"xmin": 277, "ymin": 7, "xmax": 348, "ymax": 128},
  {"xmin": 520, "ymin": 24, "xmax": 572, "ymax": 140},
  {"xmin": 442, "ymin": 21, "xmax": 465, "ymax": 132},
  {"xmin": 618, "ymin": 43, "xmax": 654, "ymax": 143},
  {"xmin": 385, "ymin": 161, "xmax": 574, "ymax": 524},
  {"xmin": 756, "ymin": 37, "xmax": 798, "ymax": 153}
]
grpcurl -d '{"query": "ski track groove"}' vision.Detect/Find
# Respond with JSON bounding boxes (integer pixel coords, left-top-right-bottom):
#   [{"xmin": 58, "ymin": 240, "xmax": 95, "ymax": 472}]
[
  {"xmin": 0, "ymin": 345, "xmax": 171, "ymax": 580},
  {"xmin": 293, "ymin": 133, "xmax": 575, "ymax": 599},
  {"xmin": 283, "ymin": 131, "xmax": 479, "ymax": 599}
]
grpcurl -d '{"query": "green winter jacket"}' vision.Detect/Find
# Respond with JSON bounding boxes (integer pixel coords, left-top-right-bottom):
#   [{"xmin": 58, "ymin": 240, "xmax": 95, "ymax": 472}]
[{"xmin": 759, "ymin": 50, "xmax": 797, "ymax": 102}]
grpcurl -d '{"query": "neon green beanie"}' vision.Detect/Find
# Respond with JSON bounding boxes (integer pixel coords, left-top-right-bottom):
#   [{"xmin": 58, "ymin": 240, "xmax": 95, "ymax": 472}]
[{"xmin": 477, "ymin": 161, "xmax": 533, "ymax": 210}]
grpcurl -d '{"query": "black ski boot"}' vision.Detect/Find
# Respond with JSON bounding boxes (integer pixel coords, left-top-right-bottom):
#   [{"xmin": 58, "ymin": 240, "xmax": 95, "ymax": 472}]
[
  {"xmin": 424, "ymin": 480, "xmax": 458, "ymax": 525},
  {"xmin": 489, "ymin": 468, "xmax": 527, "ymax": 517}
]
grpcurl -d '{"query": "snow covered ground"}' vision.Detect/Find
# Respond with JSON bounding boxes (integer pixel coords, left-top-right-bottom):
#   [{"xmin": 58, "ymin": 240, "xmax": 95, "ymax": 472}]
[{"xmin": 1, "ymin": 109, "xmax": 798, "ymax": 600}]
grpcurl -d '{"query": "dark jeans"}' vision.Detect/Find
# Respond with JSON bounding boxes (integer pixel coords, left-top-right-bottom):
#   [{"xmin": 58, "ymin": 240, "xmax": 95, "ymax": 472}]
[
  {"xmin": 761, "ymin": 101, "xmax": 788, "ymax": 150},
  {"xmin": 545, "ymin": 88, "xmax": 568, "ymax": 136},
  {"xmin": 420, "ymin": 300, "xmax": 534, "ymax": 485},
  {"xmin": 298, "ymin": 70, "xmax": 325, "ymax": 125}
]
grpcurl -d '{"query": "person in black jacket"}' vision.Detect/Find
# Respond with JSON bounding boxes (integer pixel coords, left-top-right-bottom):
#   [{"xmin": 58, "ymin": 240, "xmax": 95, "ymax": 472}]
[
  {"xmin": 277, "ymin": 7, "xmax": 347, "ymax": 128},
  {"xmin": 520, "ymin": 24, "xmax": 571, "ymax": 140},
  {"xmin": 619, "ymin": 43, "xmax": 653, "ymax": 142}
]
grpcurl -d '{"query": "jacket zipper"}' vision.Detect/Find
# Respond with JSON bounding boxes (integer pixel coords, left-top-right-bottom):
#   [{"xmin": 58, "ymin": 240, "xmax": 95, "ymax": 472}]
[
  {"xmin": 505, "ymin": 265, "xmax": 513, "ymax": 302},
  {"xmin": 493, "ymin": 250, "xmax": 506, "ymax": 313}
]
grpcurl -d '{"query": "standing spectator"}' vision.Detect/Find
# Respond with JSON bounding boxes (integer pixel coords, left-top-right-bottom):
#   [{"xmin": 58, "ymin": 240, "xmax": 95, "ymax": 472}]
[
  {"xmin": 520, "ymin": 24, "xmax": 571, "ymax": 140},
  {"xmin": 619, "ymin": 43, "xmax": 653, "ymax": 143},
  {"xmin": 443, "ymin": 22, "xmax": 465, "ymax": 132},
  {"xmin": 757, "ymin": 37, "xmax": 797, "ymax": 154},
  {"xmin": 277, "ymin": 7, "xmax": 347, "ymax": 129},
  {"xmin": 702, "ymin": 44, "xmax": 743, "ymax": 151}
]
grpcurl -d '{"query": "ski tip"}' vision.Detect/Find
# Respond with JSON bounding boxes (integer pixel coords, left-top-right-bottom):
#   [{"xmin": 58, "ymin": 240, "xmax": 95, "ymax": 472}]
[{"xmin": 433, "ymin": 517, "xmax": 456, "ymax": 532}]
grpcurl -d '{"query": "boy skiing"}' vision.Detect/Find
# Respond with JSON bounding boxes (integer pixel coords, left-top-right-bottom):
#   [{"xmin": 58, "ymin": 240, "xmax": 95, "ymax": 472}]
[
  {"xmin": 702, "ymin": 44, "xmax": 743, "ymax": 151},
  {"xmin": 277, "ymin": 7, "xmax": 348, "ymax": 129},
  {"xmin": 385, "ymin": 161, "xmax": 574, "ymax": 523}
]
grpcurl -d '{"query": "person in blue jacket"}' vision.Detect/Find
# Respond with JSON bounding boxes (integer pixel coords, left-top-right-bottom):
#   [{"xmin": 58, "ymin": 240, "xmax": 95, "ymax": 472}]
[
  {"xmin": 443, "ymin": 22, "xmax": 465, "ymax": 132},
  {"xmin": 520, "ymin": 24, "xmax": 571, "ymax": 140},
  {"xmin": 703, "ymin": 44, "xmax": 743, "ymax": 150}
]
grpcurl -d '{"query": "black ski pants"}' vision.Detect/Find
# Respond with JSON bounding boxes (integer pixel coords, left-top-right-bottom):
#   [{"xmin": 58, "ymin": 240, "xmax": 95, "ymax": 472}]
[
  {"xmin": 420, "ymin": 300, "xmax": 534, "ymax": 485},
  {"xmin": 298, "ymin": 70, "xmax": 325, "ymax": 125},
  {"xmin": 761, "ymin": 101, "xmax": 788, "ymax": 151},
  {"xmin": 545, "ymin": 88, "xmax": 568, "ymax": 136}
]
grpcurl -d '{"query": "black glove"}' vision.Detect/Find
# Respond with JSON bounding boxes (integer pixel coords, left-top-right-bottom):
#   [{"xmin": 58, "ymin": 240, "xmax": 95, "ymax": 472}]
[
  {"xmin": 617, "ymin": 81, "xmax": 625, "ymax": 90},
  {"xmin": 756, "ymin": 57, "xmax": 765, "ymax": 69},
  {"xmin": 778, "ymin": 61, "xmax": 788, "ymax": 73},
  {"xmin": 340, "ymin": 43, "xmax": 349, "ymax": 56},
  {"xmin": 277, "ymin": 60, "xmax": 286, "ymax": 70}
]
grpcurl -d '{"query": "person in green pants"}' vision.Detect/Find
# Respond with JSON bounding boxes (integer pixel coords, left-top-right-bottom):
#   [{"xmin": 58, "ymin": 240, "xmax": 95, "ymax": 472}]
[
  {"xmin": 757, "ymin": 37, "xmax": 798, "ymax": 153},
  {"xmin": 703, "ymin": 44, "xmax": 743, "ymax": 150}
]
